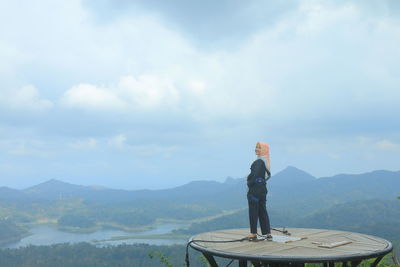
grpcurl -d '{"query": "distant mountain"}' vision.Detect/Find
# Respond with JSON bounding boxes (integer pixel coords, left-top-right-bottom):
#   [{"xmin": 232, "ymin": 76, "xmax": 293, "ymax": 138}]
[
  {"xmin": 267, "ymin": 168, "xmax": 400, "ymax": 216},
  {"xmin": 316, "ymin": 170, "xmax": 400, "ymax": 200},
  {"xmin": 21, "ymin": 177, "xmax": 247, "ymax": 207},
  {"xmin": 24, "ymin": 179, "xmax": 141, "ymax": 203},
  {"xmin": 26, "ymin": 179, "xmax": 89, "ymax": 196},
  {"xmin": 269, "ymin": 166, "xmax": 316, "ymax": 187},
  {"xmin": 0, "ymin": 187, "xmax": 32, "ymax": 203},
  {"xmin": 0, "ymin": 167, "xmax": 397, "ymax": 211},
  {"xmin": 0, "ymin": 167, "xmax": 399, "ymax": 246}
]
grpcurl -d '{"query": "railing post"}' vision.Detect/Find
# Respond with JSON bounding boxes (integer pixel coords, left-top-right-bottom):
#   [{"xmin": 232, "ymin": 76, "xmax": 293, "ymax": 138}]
[
  {"xmin": 202, "ymin": 252, "xmax": 218, "ymax": 267},
  {"xmin": 371, "ymin": 256, "xmax": 384, "ymax": 267}
]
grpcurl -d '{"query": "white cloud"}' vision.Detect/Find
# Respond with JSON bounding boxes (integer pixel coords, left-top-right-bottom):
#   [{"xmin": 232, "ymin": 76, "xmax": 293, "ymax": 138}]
[
  {"xmin": 1, "ymin": 0, "xmax": 400, "ymax": 185},
  {"xmin": 285, "ymin": 136, "xmax": 400, "ymax": 160},
  {"xmin": 0, "ymin": 41, "xmax": 25, "ymax": 79},
  {"xmin": 107, "ymin": 134, "xmax": 178, "ymax": 157},
  {"xmin": 61, "ymin": 75, "xmax": 184, "ymax": 112},
  {"xmin": 4, "ymin": 0, "xmax": 400, "ymax": 123},
  {"xmin": 376, "ymin": 139, "xmax": 400, "ymax": 152},
  {"xmin": 61, "ymin": 83, "xmax": 126, "ymax": 111},
  {"xmin": 0, "ymin": 162, "xmax": 14, "ymax": 172},
  {"xmin": 70, "ymin": 138, "xmax": 97, "ymax": 150},
  {"xmin": 357, "ymin": 137, "xmax": 400, "ymax": 153},
  {"xmin": 108, "ymin": 134, "xmax": 127, "ymax": 149},
  {"xmin": 187, "ymin": 80, "xmax": 206, "ymax": 96},
  {"xmin": 295, "ymin": 2, "xmax": 360, "ymax": 35},
  {"xmin": 129, "ymin": 144, "xmax": 179, "ymax": 158},
  {"xmin": 328, "ymin": 153, "xmax": 340, "ymax": 159},
  {"xmin": 0, "ymin": 138, "xmax": 50, "ymax": 157},
  {"xmin": 0, "ymin": 85, "xmax": 53, "ymax": 111},
  {"xmin": 118, "ymin": 75, "xmax": 180, "ymax": 110}
]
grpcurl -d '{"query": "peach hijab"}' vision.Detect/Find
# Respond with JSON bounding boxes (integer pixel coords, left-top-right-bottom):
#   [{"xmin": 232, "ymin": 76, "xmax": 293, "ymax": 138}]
[{"xmin": 255, "ymin": 142, "xmax": 271, "ymax": 170}]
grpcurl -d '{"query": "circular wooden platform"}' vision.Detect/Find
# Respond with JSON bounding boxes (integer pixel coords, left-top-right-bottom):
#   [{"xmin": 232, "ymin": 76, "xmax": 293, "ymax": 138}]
[{"xmin": 189, "ymin": 228, "xmax": 393, "ymax": 266}]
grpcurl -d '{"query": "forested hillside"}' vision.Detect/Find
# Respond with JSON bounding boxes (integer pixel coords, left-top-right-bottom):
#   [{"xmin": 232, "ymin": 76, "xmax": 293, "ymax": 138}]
[
  {"xmin": 0, "ymin": 242, "xmax": 397, "ymax": 267},
  {"xmin": 0, "ymin": 167, "xmax": 399, "ymax": 242},
  {"xmin": 0, "ymin": 243, "xmax": 195, "ymax": 267},
  {"xmin": 174, "ymin": 199, "xmax": 400, "ymax": 244},
  {"xmin": 0, "ymin": 220, "xmax": 28, "ymax": 246},
  {"xmin": 0, "ymin": 167, "xmax": 398, "ymax": 266}
]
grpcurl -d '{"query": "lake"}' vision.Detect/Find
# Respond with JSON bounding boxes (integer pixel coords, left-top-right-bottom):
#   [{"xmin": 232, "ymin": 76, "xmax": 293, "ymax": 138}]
[{"xmin": 2, "ymin": 223, "xmax": 189, "ymax": 249}]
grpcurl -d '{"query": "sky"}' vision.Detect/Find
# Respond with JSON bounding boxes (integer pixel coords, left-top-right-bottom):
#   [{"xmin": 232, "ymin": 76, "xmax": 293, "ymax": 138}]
[{"xmin": 0, "ymin": 0, "xmax": 399, "ymax": 190}]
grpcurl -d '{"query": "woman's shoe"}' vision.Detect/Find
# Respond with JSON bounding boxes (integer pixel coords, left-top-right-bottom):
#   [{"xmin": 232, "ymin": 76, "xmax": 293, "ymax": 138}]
[
  {"xmin": 261, "ymin": 234, "xmax": 273, "ymax": 241},
  {"xmin": 247, "ymin": 233, "xmax": 257, "ymax": 241}
]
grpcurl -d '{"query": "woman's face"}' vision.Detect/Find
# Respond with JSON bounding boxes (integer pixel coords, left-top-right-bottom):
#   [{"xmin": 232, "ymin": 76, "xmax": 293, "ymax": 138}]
[{"xmin": 255, "ymin": 143, "xmax": 261, "ymax": 156}]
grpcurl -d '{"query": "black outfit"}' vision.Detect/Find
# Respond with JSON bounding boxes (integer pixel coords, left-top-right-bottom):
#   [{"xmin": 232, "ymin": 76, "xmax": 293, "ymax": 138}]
[{"xmin": 247, "ymin": 159, "xmax": 271, "ymax": 235}]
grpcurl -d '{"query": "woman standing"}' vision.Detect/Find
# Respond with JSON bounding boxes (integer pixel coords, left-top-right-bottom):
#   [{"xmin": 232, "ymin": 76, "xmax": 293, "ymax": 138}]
[{"xmin": 247, "ymin": 142, "xmax": 272, "ymax": 241}]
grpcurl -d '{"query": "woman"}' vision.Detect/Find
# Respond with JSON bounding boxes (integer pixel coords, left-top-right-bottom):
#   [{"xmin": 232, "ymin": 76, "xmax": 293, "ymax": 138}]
[{"xmin": 247, "ymin": 142, "xmax": 272, "ymax": 241}]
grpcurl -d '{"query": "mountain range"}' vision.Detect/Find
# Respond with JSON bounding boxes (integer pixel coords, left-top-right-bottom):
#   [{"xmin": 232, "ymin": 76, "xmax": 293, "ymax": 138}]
[
  {"xmin": 1, "ymin": 166, "xmax": 399, "ymax": 212},
  {"xmin": 0, "ymin": 166, "xmax": 399, "ymax": 247}
]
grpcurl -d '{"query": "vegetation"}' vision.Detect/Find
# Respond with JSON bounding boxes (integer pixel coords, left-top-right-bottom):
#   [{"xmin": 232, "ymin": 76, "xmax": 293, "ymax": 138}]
[
  {"xmin": 302, "ymin": 254, "xmax": 398, "ymax": 267},
  {"xmin": 174, "ymin": 199, "xmax": 400, "ymax": 244},
  {"xmin": 58, "ymin": 214, "xmax": 96, "ymax": 228},
  {"xmin": 0, "ymin": 170, "xmax": 398, "ymax": 266},
  {"xmin": 0, "ymin": 242, "xmax": 397, "ymax": 267},
  {"xmin": 0, "ymin": 243, "xmax": 202, "ymax": 267},
  {"xmin": 0, "ymin": 197, "xmax": 224, "ymax": 235},
  {"xmin": 0, "ymin": 219, "xmax": 29, "ymax": 245}
]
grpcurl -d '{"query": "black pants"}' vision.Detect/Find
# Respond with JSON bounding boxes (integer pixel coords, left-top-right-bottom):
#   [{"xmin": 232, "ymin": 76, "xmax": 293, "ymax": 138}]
[{"xmin": 247, "ymin": 193, "xmax": 271, "ymax": 235}]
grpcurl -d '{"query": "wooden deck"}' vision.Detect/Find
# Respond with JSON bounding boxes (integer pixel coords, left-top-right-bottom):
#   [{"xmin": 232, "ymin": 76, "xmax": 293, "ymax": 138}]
[{"xmin": 189, "ymin": 228, "xmax": 393, "ymax": 266}]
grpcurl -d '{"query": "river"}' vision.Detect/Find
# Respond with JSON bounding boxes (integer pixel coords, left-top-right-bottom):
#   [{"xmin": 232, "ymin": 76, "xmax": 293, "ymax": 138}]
[{"xmin": 2, "ymin": 223, "xmax": 189, "ymax": 249}]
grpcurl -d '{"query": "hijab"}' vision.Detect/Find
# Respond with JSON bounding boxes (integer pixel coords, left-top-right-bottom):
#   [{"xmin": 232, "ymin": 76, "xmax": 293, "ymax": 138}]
[{"xmin": 256, "ymin": 142, "xmax": 271, "ymax": 170}]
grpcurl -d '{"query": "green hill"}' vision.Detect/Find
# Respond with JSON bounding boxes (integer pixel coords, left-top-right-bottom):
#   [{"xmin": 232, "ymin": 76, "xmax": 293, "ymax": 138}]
[
  {"xmin": 297, "ymin": 199, "xmax": 400, "ymax": 242},
  {"xmin": 174, "ymin": 198, "xmax": 400, "ymax": 244},
  {"xmin": 0, "ymin": 220, "xmax": 28, "ymax": 245}
]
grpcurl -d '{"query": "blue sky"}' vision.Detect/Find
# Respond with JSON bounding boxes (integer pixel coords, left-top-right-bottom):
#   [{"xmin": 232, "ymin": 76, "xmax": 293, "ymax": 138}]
[{"xmin": 0, "ymin": 0, "xmax": 399, "ymax": 189}]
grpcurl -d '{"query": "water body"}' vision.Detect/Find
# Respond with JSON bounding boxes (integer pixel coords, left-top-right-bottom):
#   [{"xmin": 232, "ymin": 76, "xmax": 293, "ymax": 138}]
[{"xmin": 2, "ymin": 223, "xmax": 189, "ymax": 249}]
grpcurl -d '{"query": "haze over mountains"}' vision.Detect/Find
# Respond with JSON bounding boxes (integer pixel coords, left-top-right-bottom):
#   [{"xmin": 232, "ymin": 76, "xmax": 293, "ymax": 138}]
[
  {"xmin": 1, "ymin": 166, "xmax": 399, "ymax": 249},
  {"xmin": 1, "ymin": 166, "xmax": 398, "ymax": 210}
]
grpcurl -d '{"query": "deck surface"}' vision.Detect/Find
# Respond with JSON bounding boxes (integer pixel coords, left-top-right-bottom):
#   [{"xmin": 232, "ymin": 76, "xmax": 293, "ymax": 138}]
[{"xmin": 190, "ymin": 228, "xmax": 392, "ymax": 262}]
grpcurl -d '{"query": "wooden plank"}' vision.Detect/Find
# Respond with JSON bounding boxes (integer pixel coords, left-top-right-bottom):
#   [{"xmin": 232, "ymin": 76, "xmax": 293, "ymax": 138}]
[
  {"xmin": 313, "ymin": 241, "xmax": 352, "ymax": 248},
  {"xmin": 229, "ymin": 243, "xmax": 288, "ymax": 255},
  {"xmin": 191, "ymin": 228, "xmax": 392, "ymax": 261},
  {"xmin": 347, "ymin": 233, "xmax": 388, "ymax": 245},
  {"xmin": 270, "ymin": 246, "xmax": 348, "ymax": 257},
  {"xmin": 309, "ymin": 239, "xmax": 386, "ymax": 250}
]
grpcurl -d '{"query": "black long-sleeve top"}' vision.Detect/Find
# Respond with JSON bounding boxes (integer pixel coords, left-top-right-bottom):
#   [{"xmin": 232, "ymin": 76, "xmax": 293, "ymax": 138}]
[{"xmin": 247, "ymin": 159, "xmax": 271, "ymax": 197}]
